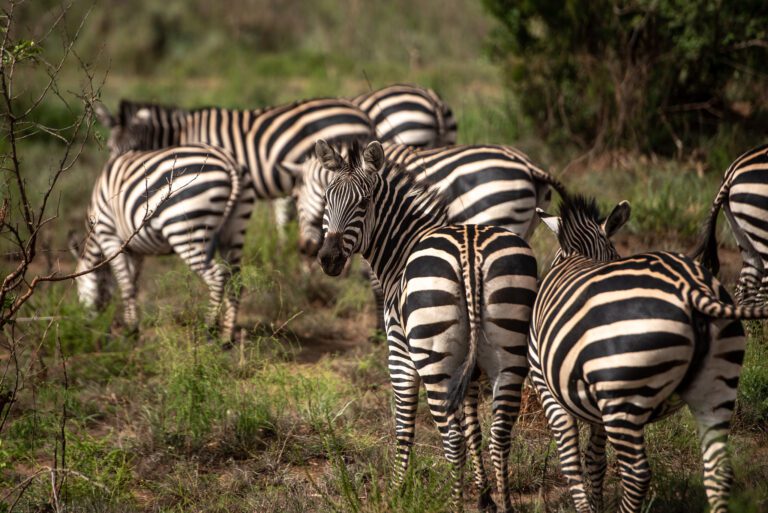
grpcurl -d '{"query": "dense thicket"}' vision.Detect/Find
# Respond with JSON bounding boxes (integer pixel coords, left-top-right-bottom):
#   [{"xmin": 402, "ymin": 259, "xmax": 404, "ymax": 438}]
[{"xmin": 483, "ymin": 0, "xmax": 768, "ymax": 155}]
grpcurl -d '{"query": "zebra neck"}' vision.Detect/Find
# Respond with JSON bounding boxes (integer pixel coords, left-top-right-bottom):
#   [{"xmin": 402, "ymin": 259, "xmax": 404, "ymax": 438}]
[{"xmin": 361, "ymin": 181, "xmax": 447, "ymax": 303}]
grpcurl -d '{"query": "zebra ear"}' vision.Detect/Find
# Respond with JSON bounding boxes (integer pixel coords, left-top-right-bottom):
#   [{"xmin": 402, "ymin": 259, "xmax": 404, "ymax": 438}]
[
  {"xmin": 94, "ymin": 102, "xmax": 116, "ymax": 128},
  {"xmin": 363, "ymin": 141, "xmax": 385, "ymax": 173},
  {"xmin": 315, "ymin": 139, "xmax": 342, "ymax": 172},
  {"xmin": 603, "ymin": 200, "xmax": 631, "ymax": 237},
  {"xmin": 130, "ymin": 108, "xmax": 152, "ymax": 126},
  {"xmin": 67, "ymin": 230, "xmax": 81, "ymax": 259},
  {"xmin": 536, "ymin": 208, "xmax": 560, "ymax": 235}
]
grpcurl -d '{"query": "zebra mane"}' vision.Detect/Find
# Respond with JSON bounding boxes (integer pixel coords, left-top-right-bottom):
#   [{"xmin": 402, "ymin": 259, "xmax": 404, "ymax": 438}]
[
  {"xmin": 343, "ymin": 141, "xmax": 448, "ymax": 219},
  {"xmin": 117, "ymin": 99, "xmax": 185, "ymax": 127},
  {"xmin": 556, "ymin": 194, "xmax": 611, "ymax": 256}
]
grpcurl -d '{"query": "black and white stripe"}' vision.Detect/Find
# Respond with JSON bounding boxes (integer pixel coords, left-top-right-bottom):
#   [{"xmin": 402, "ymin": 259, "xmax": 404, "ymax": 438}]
[
  {"xmin": 692, "ymin": 143, "xmax": 768, "ymax": 305},
  {"xmin": 531, "ymin": 194, "xmax": 765, "ymax": 513},
  {"xmin": 96, "ymin": 98, "xmax": 374, "ymax": 200},
  {"xmin": 72, "ymin": 144, "xmax": 254, "ymax": 341},
  {"xmin": 289, "ymin": 143, "xmax": 563, "ymax": 332},
  {"xmin": 315, "ymin": 140, "xmax": 537, "ymax": 512},
  {"xmin": 352, "ymin": 83, "xmax": 457, "ymax": 147}
]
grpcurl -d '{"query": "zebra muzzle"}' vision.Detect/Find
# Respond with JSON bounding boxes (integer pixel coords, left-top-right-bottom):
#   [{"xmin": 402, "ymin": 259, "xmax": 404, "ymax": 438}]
[{"xmin": 318, "ymin": 233, "xmax": 347, "ymax": 276}]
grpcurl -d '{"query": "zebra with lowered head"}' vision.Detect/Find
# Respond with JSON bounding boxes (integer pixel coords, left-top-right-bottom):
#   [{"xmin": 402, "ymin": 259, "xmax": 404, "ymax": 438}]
[
  {"xmin": 531, "ymin": 194, "xmax": 768, "ymax": 513},
  {"xmin": 96, "ymin": 97, "xmax": 374, "ymax": 198},
  {"xmin": 315, "ymin": 139, "xmax": 538, "ymax": 512},
  {"xmin": 70, "ymin": 144, "xmax": 254, "ymax": 341},
  {"xmin": 692, "ymin": 143, "xmax": 768, "ymax": 305}
]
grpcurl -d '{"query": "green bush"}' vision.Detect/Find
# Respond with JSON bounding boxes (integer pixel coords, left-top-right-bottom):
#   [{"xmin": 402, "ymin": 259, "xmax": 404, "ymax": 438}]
[{"xmin": 483, "ymin": 0, "xmax": 768, "ymax": 154}]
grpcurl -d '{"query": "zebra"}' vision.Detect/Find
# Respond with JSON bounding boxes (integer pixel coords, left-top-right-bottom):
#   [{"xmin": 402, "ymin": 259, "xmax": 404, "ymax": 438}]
[
  {"xmin": 315, "ymin": 139, "xmax": 538, "ymax": 512},
  {"xmin": 95, "ymin": 98, "xmax": 374, "ymax": 235},
  {"xmin": 530, "ymin": 194, "xmax": 768, "ymax": 513},
  {"xmin": 691, "ymin": 143, "xmax": 768, "ymax": 305},
  {"xmin": 286, "ymin": 142, "xmax": 565, "ymax": 332},
  {"xmin": 69, "ymin": 144, "xmax": 254, "ymax": 342},
  {"xmin": 351, "ymin": 83, "xmax": 457, "ymax": 148}
]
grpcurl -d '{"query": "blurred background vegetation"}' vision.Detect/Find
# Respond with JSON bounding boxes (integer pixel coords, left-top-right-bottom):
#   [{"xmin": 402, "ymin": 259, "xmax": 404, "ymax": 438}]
[{"xmin": 3, "ymin": 1, "xmax": 768, "ymax": 511}]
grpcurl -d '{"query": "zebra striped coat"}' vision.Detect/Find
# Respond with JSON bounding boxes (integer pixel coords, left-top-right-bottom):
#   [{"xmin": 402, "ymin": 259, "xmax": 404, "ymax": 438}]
[
  {"xmin": 290, "ymin": 143, "xmax": 565, "ymax": 256},
  {"xmin": 351, "ymin": 83, "xmax": 457, "ymax": 148},
  {"xmin": 288, "ymin": 142, "xmax": 563, "ymax": 333},
  {"xmin": 315, "ymin": 140, "xmax": 538, "ymax": 513},
  {"xmin": 692, "ymin": 143, "xmax": 768, "ymax": 305},
  {"xmin": 71, "ymin": 144, "xmax": 254, "ymax": 341},
  {"xmin": 531, "ymin": 195, "xmax": 766, "ymax": 513},
  {"xmin": 96, "ymin": 98, "xmax": 374, "ymax": 200}
]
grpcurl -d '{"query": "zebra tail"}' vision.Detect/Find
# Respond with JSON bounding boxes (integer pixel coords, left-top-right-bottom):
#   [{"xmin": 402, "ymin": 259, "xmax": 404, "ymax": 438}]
[
  {"xmin": 688, "ymin": 182, "xmax": 727, "ymax": 275},
  {"xmin": 689, "ymin": 287, "xmax": 768, "ymax": 319},
  {"xmin": 425, "ymin": 88, "xmax": 450, "ymax": 147},
  {"xmin": 205, "ymin": 162, "xmax": 244, "ymax": 266},
  {"xmin": 445, "ymin": 233, "xmax": 483, "ymax": 418},
  {"xmin": 531, "ymin": 166, "xmax": 569, "ymax": 201}
]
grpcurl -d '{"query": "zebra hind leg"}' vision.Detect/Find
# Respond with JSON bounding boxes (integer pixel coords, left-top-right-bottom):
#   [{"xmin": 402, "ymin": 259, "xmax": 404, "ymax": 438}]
[
  {"xmin": 680, "ymin": 318, "xmax": 744, "ymax": 513},
  {"xmin": 604, "ymin": 422, "xmax": 651, "ymax": 513},
  {"xmin": 489, "ymin": 370, "xmax": 525, "ymax": 513},
  {"xmin": 585, "ymin": 423, "xmax": 607, "ymax": 512},
  {"xmin": 107, "ymin": 250, "xmax": 141, "ymax": 335},
  {"xmin": 424, "ymin": 386, "xmax": 467, "ymax": 511},
  {"xmin": 530, "ymin": 368, "xmax": 592, "ymax": 513},
  {"xmin": 462, "ymin": 381, "xmax": 496, "ymax": 513}
]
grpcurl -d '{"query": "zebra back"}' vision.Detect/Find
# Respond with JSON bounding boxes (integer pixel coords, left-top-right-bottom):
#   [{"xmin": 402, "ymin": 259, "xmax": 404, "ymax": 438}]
[
  {"xmin": 103, "ymin": 98, "xmax": 374, "ymax": 199},
  {"xmin": 352, "ymin": 84, "xmax": 457, "ymax": 148}
]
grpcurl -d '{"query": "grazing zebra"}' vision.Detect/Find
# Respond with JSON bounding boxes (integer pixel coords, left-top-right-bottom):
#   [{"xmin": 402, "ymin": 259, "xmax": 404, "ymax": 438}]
[
  {"xmin": 95, "ymin": 97, "xmax": 374, "ymax": 200},
  {"xmin": 691, "ymin": 143, "xmax": 768, "ymax": 305},
  {"xmin": 70, "ymin": 144, "xmax": 254, "ymax": 341},
  {"xmin": 288, "ymin": 142, "xmax": 564, "ymax": 332},
  {"xmin": 351, "ymin": 83, "xmax": 457, "ymax": 147},
  {"xmin": 315, "ymin": 140, "xmax": 538, "ymax": 512},
  {"xmin": 531, "ymin": 194, "xmax": 768, "ymax": 513}
]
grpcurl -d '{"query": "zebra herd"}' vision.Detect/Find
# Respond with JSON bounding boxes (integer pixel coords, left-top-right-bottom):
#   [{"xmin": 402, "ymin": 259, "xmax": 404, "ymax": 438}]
[{"xmin": 70, "ymin": 83, "xmax": 768, "ymax": 512}]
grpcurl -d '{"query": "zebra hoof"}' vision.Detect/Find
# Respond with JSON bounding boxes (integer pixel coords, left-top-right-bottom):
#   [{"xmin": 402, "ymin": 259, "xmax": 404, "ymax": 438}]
[{"xmin": 478, "ymin": 489, "xmax": 497, "ymax": 513}]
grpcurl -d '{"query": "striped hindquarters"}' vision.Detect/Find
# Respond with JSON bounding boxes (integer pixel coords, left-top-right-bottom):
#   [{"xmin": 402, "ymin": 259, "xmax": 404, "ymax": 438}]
[
  {"xmin": 532, "ymin": 251, "xmax": 743, "ymax": 424},
  {"xmin": 353, "ymin": 84, "xmax": 457, "ymax": 148},
  {"xmin": 92, "ymin": 144, "xmax": 243, "ymax": 263},
  {"xmin": 401, "ymin": 225, "xmax": 536, "ymax": 412}
]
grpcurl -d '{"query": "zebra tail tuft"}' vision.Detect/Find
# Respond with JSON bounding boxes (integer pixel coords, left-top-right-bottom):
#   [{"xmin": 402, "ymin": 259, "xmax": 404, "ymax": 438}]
[
  {"xmin": 689, "ymin": 199, "xmax": 724, "ymax": 275},
  {"xmin": 445, "ymin": 233, "xmax": 483, "ymax": 418},
  {"xmin": 204, "ymin": 233, "xmax": 220, "ymax": 266}
]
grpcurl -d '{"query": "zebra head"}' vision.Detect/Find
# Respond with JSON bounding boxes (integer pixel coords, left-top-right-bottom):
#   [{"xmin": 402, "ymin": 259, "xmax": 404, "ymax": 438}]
[
  {"xmin": 285, "ymin": 157, "xmax": 332, "ymax": 258},
  {"xmin": 316, "ymin": 139, "xmax": 385, "ymax": 276},
  {"xmin": 68, "ymin": 230, "xmax": 114, "ymax": 311},
  {"xmin": 95, "ymin": 102, "xmax": 154, "ymax": 157},
  {"xmin": 536, "ymin": 194, "xmax": 631, "ymax": 263}
]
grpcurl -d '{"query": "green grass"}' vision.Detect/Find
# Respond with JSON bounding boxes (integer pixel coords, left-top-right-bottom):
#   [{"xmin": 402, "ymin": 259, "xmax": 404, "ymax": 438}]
[{"xmin": 2, "ymin": 1, "xmax": 768, "ymax": 511}]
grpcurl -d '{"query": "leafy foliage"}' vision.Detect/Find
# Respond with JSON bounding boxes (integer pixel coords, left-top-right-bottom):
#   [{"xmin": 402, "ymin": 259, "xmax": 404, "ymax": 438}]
[{"xmin": 483, "ymin": 0, "xmax": 768, "ymax": 154}]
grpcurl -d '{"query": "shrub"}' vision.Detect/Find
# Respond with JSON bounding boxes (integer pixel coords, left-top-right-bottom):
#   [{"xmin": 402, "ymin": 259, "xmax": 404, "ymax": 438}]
[{"xmin": 483, "ymin": 0, "xmax": 768, "ymax": 155}]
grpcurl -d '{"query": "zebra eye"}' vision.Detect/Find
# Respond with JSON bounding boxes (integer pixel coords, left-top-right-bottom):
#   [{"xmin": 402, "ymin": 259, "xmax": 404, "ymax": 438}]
[{"xmin": 359, "ymin": 196, "xmax": 370, "ymax": 209}]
